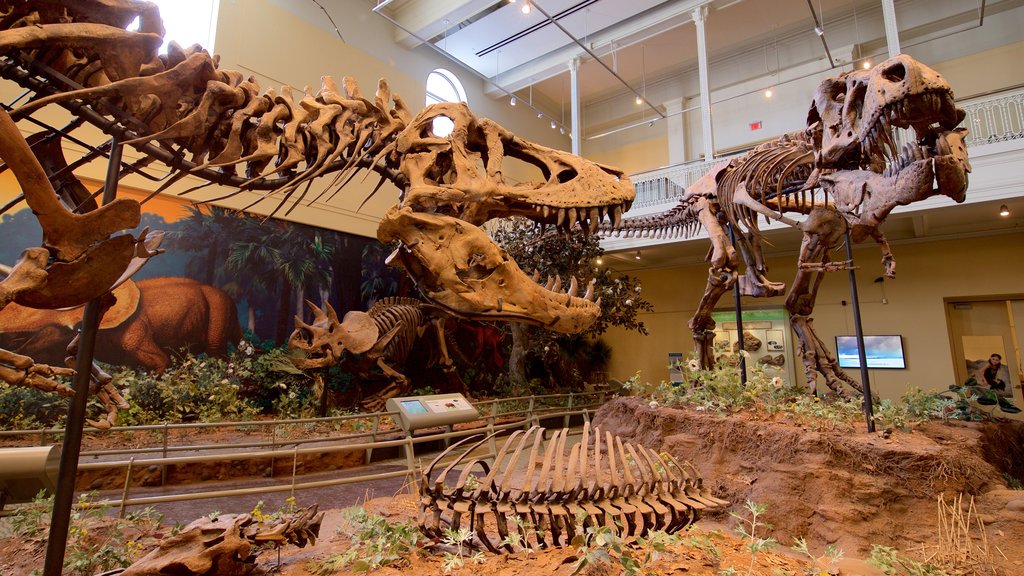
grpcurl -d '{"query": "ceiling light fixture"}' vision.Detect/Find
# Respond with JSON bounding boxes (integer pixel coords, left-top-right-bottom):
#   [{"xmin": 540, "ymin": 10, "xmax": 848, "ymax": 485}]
[
  {"xmin": 509, "ymin": 96, "xmax": 516, "ymax": 106},
  {"xmin": 596, "ymin": 257, "xmax": 603, "ymax": 265},
  {"xmin": 999, "ymin": 204, "xmax": 1010, "ymax": 216},
  {"xmin": 550, "ymin": 120, "xmax": 557, "ymax": 129},
  {"xmin": 862, "ymin": 60, "xmax": 872, "ymax": 70},
  {"xmin": 764, "ymin": 88, "xmax": 773, "ymax": 98},
  {"xmin": 537, "ymin": 112, "xmax": 543, "ymax": 118},
  {"xmin": 814, "ymin": 26, "xmax": 824, "ymax": 36},
  {"xmin": 636, "ymin": 95, "xmax": 643, "ymax": 105},
  {"xmin": 521, "ymin": 2, "xmax": 531, "ymax": 14},
  {"xmin": 634, "ymin": 250, "xmax": 641, "ymax": 260}
]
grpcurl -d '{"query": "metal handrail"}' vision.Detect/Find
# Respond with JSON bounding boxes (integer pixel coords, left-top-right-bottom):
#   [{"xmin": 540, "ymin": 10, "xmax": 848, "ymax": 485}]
[{"xmin": 1, "ymin": 391, "xmax": 607, "ymax": 510}]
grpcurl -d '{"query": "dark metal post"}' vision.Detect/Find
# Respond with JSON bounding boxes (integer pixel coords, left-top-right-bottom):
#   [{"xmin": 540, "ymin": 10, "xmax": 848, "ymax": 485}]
[
  {"xmin": 844, "ymin": 230, "xmax": 875, "ymax": 433},
  {"xmin": 43, "ymin": 138, "xmax": 123, "ymax": 576},
  {"xmin": 727, "ymin": 223, "xmax": 747, "ymax": 384}
]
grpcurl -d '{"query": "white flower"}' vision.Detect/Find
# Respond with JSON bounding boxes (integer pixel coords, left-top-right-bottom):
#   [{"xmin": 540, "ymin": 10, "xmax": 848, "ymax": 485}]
[
  {"xmin": 625, "ymin": 299, "xmax": 633, "ymax": 306},
  {"xmin": 739, "ymin": 350, "xmax": 750, "ymax": 359},
  {"xmin": 635, "ymin": 286, "xmax": 642, "ymax": 293},
  {"xmin": 771, "ymin": 376, "xmax": 784, "ymax": 388},
  {"xmin": 200, "ymin": 362, "xmax": 207, "ymax": 368},
  {"xmin": 687, "ymin": 359, "xmax": 701, "ymax": 372},
  {"xmin": 648, "ymin": 400, "xmax": 660, "ymax": 409},
  {"xmin": 277, "ymin": 382, "xmax": 288, "ymax": 390},
  {"xmin": 221, "ymin": 379, "xmax": 229, "ymax": 385}
]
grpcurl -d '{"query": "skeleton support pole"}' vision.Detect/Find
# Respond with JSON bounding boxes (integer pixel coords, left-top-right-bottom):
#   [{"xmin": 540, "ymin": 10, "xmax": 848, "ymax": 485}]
[
  {"xmin": 728, "ymin": 223, "xmax": 747, "ymax": 384},
  {"xmin": 43, "ymin": 138, "xmax": 124, "ymax": 576},
  {"xmin": 844, "ymin": 229, "xmax": 876, "ymax": 432}
]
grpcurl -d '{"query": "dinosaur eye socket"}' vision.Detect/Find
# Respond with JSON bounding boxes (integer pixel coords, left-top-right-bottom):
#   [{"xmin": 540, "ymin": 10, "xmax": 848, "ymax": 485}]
[
  {"xmin": 830, "ymin": 83, "xmax": 846, "ymax": 102},
  {"xmin": 430, "ymin": 115, "xmax": 455, "ymax": 138}
]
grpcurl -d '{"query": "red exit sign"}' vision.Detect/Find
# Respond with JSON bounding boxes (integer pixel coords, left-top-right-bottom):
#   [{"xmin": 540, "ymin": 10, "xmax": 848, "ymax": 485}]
[{"xmin": 750, "ymin": 121, "xmax": 762, "ymax": 131}]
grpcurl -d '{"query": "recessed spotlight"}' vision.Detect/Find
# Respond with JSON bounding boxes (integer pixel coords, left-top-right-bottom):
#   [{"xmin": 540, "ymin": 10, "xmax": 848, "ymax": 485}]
[
  {"xmin": 862, "ymin": 60, "xmax": 872, "ymax": 70},
  {"xmin": 634, "ymin": 250, "xmax": 641, "ymax": 260},
  {"xmin": 999, "ymin": 204, "xmax": 1010, "ymax": 216},
  {"xmin": 537, "ymin": 112, "xmax": 543, "ymax": 118},
  {"xmin": 521, "ymin": 2, "xmax": 531, "ymax": 14},
  {"xmin": 635, "ymin": 95, "xmax": 643, "ymax": 105},
  {"xmin": 510, "ymin": 96, "xmax": 516, "ymax": 106},
  {"xmin": 764, "ymin": 88, "xmax": 773, "ymax": 98},
  {"xmin": 550, "ymin": 120, "xmax": 557, "ymax": 129}
]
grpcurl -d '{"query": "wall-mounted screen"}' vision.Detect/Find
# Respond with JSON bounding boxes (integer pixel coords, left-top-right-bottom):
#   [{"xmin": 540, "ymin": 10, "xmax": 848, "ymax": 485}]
[{"xmin": 835, "ymin": 335, "xmax": 906, "ymax": 369}]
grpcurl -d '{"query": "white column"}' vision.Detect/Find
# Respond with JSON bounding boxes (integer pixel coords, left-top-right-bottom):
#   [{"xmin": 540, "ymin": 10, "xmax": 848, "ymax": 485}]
[
  {"xmin": 569, "ymin": 57, "xmax": 581, "ymax": 155},
  {"xmin": 664, "ymin": 97, "xmax": 688, "ymax": 164},
  {"xmin": 881, "ymin": 0, "xmax": 901, "ymax": 58},
  {"xmin": 692, "ymin": 6, "xmax": 715, "ymax": 161}
]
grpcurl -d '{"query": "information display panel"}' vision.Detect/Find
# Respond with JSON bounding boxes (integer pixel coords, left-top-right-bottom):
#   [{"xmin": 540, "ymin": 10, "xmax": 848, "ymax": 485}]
[{"xmin": 386, "ymin": 393, "xmax": 479, "ymax": 432}]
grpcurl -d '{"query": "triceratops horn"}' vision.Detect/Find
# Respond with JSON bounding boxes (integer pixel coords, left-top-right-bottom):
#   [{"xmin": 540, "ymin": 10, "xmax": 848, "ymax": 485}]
[
  {"xmin": 325, "ymin": 302, "xmax": 340, "ymax": 324},
  {"xmin": 306, "ymin": 300, "xmax": 327, "ymax": 322}
]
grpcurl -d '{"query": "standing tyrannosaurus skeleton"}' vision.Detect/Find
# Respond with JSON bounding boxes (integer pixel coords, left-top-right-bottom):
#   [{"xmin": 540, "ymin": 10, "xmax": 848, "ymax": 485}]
[
  {"xmin": 605, "ymin": 55, "xmax": 971, "ymax": 396},
  {"xmin": 0, "ymin": 1, "xmax": 633, "ymax": 422}
]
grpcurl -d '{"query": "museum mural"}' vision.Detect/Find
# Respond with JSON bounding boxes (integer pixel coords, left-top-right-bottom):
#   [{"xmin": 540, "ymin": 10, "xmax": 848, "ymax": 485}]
[{"xmin": 0, "ymin": 181, "xmax": 406, "ymax": 371}]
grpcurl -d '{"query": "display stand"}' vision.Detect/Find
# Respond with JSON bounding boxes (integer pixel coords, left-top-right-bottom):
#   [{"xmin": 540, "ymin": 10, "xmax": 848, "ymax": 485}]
[
  {"xmin": 845, "ymin": 230, "xmax": 876, "ymax": 432},
  {"xmin": 42, "ymin": 139, "xmax": 123, "ymax": 576},
  {"xmin": 727, "ymin": 223, "xmax": 747, "ymax": 384}
]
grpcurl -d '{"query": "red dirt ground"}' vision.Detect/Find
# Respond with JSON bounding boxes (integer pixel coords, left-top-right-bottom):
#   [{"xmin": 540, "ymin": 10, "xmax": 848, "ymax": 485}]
[{"xmin": 2, "ymin": 399, "xmax": 1022, "ymax": 575}]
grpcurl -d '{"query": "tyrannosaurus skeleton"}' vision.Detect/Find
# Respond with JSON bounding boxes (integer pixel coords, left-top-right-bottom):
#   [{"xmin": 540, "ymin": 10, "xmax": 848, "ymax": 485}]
[
  {"xmin": 0, "ymin": 1, "xmax": 634, "ymax": 420},
  {"xmin": 605, "ymin": 55, "xmax": 971, "ymax": 396}
]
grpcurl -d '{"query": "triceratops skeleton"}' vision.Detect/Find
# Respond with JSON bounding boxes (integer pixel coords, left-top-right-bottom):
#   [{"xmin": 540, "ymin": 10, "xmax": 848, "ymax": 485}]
[
  {"xmin": 0, "ymin": 1, "xmax": 634, "ymax": 420},
  {"xmin": 604, "ymin": 55, "xmax": 970, "ymax": 396},
  {"xmin": 420, "ymin": 422, "xmax": 726, "ymax": 551},
  {"xmin": 289, "ymin": 297, "xmax": 462, "ymax": 412}
]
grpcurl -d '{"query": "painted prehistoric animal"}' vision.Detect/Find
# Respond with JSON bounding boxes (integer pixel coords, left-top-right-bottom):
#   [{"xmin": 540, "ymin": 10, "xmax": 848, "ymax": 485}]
[
  {"xmin": 0, "ymin": 1, "xmax": 633, "ymax": 424},
  {"xmin": 0, "ymin": 277, "xmax": 242, "ymax": 373},
  {"xmin": 290, "ymin": 297, "xmax": 461, "ymax": 412},
  {"xmin": 605, "ymin": 55, "xmax": 970, "ymax": 397},
  {"xmin": 421, "ymin": 422, "xmax": 727, "ymax": 551}
]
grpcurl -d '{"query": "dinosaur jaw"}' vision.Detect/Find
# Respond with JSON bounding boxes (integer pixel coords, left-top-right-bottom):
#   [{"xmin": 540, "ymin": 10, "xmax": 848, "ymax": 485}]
[{"xmin": 378, "ymin": 207, "xmax": 600, "ymax": 333}]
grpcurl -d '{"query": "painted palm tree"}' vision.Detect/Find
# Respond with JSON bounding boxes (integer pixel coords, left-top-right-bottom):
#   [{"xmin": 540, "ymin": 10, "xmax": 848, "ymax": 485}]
[
  {"xmin": 169, "ymin": 205, "xmax": 240, "ymax": 285},
  {"xmin": 224, "ymin": 217, "xmax": 281, "ymax": 334}
]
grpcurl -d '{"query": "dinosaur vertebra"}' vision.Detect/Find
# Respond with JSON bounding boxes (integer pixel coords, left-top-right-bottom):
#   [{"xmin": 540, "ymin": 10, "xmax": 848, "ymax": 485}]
[
  {"xmin": 420, "ymin": 422, "xmax": 726, "ymax": 551},
  {"xmin": 289, "ymin": 297, "xmax": 462, "ymax": 412},
  {"xmin": 605, "ymin": 55, "xmax": 970, "ymax": 396}
]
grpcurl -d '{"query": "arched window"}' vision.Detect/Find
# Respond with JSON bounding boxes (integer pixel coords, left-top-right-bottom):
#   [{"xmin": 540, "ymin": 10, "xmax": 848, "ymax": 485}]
[{"xmin": 425, "ymin": 68, "xmax": 466, "ymax": 137}]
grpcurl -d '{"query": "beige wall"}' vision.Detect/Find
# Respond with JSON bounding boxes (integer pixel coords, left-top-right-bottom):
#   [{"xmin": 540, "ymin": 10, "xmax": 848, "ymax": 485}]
[{"xmin": 602, "ymin": 231, "xmax": 1024, "ymax": 399}]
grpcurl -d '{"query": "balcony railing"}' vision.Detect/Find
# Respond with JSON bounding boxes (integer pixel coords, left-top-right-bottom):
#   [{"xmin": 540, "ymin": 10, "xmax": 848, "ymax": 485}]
[{"xmin": 629, "ymin": 85, "xmax": 1024, "ymax": 209}]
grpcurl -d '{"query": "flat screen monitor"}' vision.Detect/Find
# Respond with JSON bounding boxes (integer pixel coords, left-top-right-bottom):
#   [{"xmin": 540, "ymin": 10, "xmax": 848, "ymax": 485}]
[{"xmin": 835, "ymin": 335, "xmax": 906, "ymax": 369}]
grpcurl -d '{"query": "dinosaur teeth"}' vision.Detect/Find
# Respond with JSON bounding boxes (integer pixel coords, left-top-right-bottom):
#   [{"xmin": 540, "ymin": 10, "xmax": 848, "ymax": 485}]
[
  {"xmin": 552, "ymin": 275, "xmax": 562, "ymax": 293},
  {"xmin": 497, "ymin": 298, "xmax": 503, "ymax": 313},
  {"xmin": 543, "ymin": 206, "xmax": 550, "ymax": 218},
  {"xmin": 584, "ymin": 280, "xmax": 595, "ymax": 301},
  {"xmin": 557, "ymin": 209, "xmax": 566, "ymax": 227},
  {"xmin": 532, "ymin": 269, "xmax": 541, "ymax": 282},
  {"xmin": 612, "ymin": 205, "xmax": 623, "ymax": 227},
  {"xmin": 567, "ymin": 276, "xmax": 579, "ymax": 297},
  {"xmin": 545, "ymin": 275, "xmax": 555, "ymax": 290}
]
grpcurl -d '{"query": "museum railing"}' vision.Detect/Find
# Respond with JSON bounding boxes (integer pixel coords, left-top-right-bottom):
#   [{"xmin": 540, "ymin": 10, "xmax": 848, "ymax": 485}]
[
  {"xmin": 628, "ymin": 84, "xmax": 1024, "ymax": 209},
  {"xmin": 0, "ymin": 390, "xmax": 610, "ymax": 511}
]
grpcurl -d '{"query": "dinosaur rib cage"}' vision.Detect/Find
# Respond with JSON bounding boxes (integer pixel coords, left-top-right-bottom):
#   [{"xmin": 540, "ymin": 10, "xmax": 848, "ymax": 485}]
[
  {"xmin": 419, "ymin": 422, "xmax": 726, "ymax": 551},
  {"xmin": 368, "ymin": 297, "xmax": 427, "ymax": 365}
]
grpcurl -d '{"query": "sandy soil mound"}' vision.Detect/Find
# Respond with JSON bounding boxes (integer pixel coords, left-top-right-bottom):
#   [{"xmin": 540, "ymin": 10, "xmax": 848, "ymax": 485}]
[{"xmin": 593, "ymin": 397, "xmax": 1024, "ymax": 572}]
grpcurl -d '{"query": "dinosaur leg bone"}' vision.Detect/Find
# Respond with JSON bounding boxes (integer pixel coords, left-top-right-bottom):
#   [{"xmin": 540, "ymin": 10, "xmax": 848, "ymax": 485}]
[
  {"xmin": 784, "ymin": 208, "xmax": 863, "ymax": 396},
  {"xmin": 688, "ymin": 204, "xmax": 738, "ymax": 370}
]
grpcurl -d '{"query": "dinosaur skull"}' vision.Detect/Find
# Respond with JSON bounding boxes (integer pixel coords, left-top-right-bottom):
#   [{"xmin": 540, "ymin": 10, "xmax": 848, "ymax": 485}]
[
  {"xmin": 379, "ymin": 207, "xmax": 600, "ymax": 333},
  {"xmin": 807, "ymin": 54, "xmax": 970, "ymax": 205},
  {"xmin": 288, "ymin": 302, "xmax": 379, "ymax": 369},
  {"xmin": 380, "ymin": 102, "xmax": 632, "ymax": 332}
]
